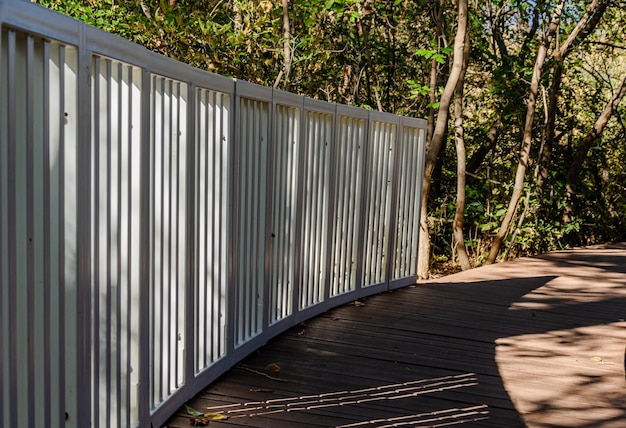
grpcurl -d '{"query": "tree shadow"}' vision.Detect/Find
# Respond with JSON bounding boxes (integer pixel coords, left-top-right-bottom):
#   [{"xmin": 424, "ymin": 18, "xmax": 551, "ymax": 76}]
[{"xmin": 173, "ymin": 245, "xmax": 626, "ymax": 427}]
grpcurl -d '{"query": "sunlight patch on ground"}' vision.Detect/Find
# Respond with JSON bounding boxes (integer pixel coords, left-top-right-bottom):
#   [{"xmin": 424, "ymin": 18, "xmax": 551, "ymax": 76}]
[
  {"xmin": 203, "ymin": 373, "xmax": 484, "ymax": 424},
  {"xmin": 496, "ymin": 323, "xmax": 626, "ymax": 427}
]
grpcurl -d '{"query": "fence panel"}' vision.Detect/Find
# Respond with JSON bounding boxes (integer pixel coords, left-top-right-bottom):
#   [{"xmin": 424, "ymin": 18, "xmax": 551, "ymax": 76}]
[
  {"xmin": 148, "ymin": 74, "xmax": 189, "ymax": 410},
  {"xmin": 233, "ymin": 82, "xmax": 271, "ymax": 348},
  {"xmin": 0, "ymin": 1, "xmax": 427, "ymax": 426},
  {"xmin": 330, "ymin": 107, "xmax": 368, "ymax": 297},
  {"xmin": 392, "ymin": 122, "xmax": 427, "ymax": 285},
  {"xmin": 268, "ymin": 92, "xmax": 302, "ymax": 325},
  {"xmin": 0, "ymin": 28, "xmax": 79, "ymax": 428},
  {"xmin": 299, "ymin": 101, "xmax": 334, "ymax": 310},
  {"xmin": 193, "ymin": 87, "xmax": 230, "ymax": 373},
  {"xmin": 90, "ymin": 55, "xmax": 143, "ymax": 427},
  {"xmin": 362, "ymin": 115, "xmax": 399, "ymax": 287}
]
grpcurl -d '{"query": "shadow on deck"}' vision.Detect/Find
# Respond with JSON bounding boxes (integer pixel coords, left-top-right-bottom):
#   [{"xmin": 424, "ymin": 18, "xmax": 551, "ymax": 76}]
[{"xmin": 166, "ymin": 243, "xmax": 626, "ymax": 427}]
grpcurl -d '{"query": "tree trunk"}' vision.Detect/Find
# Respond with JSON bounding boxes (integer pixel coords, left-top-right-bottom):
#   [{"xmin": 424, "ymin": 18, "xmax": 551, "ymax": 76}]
[
  {"xmin": 466, "ymin": 116, "xmax": 501, "ymax": 175},
  {"xmin": 564, "ymin": 73, "xmax": 626, "ymax": 223},
  {"xmin": 274, "ymin": 0, "xmax": 291, "ymax": 90},
  {"xmin": 417, "ymin": 0, "xmax": 468, "ymax": 279},
  {"xmin": 453, "ymin": 30, "xmax": 471, "ymax": 271},
  {"xmin": 486, "ymin": 0, "xmax": 565, "ymax": 265},
  {"xmin": 536, "ymin": 63, "xmax": 562, "ymax": 196},
  {"xmin": 417, "ymin": 0, "xmax": 446, "ymax": 279},
  {"xmin": 425, "ymin": 0, "xmax": 446, "ymax": 150},
  {"xmin": 465, "ymin": 0, "xmax": 542, "ymax": 178},
  {"xmin": 537, "ymin": 0, "xmax": 610, "ymax": 196}
]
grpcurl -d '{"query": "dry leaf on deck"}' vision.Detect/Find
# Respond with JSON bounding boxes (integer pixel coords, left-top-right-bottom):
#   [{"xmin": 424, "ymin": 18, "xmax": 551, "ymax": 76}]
[
  {"xmin": 204, "ymin": 412, "xmax": 228, "ymax": 420},
  {"xmin": 190, "ymin": 416, "xmax": 209, "ymax": 426},
  {"xmin": 264, "ymin": 363, "xmax": 281, "ymax": 372}
]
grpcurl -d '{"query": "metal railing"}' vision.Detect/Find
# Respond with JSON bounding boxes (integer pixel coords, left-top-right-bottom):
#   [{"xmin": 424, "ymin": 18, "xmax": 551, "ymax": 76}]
[{"xmin": 0, "ymin": 0, "xmax": 427, "ymax": 426}]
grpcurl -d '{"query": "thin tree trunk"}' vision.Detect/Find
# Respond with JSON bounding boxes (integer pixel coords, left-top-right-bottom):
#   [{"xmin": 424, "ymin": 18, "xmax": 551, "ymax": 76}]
[
  {"xmin": 486, "ymin": 0, "xmax": 565, "ymax": 265},
  {"xmin": 465, "ymin": 0, "xmax": 541, "ymax": 177},
  {"xmin": 274, "ymin": 0, "xmax": 291, "ymax": 90},
  {"xmin": 466, "ymin": 116, "xmax": 501, "ymax": 175},
  {"xmin": 537, "ymin": 63, "xmax": 562, "ymax": 195},
  {"xmin": 537, "ymin": 0, "xmax": 610, "ymax": 195},
  {"xmin": 453, "ymin": 30, "xmax": 471, "ymax": 271},
  {"xmin": 426, "ymin": 0, "xmax": 446, "ymax": 150},
  {"xmin": 564, "ymin": 73, "xmax": 626, "ymax": 222},
  {"xmin": 417, "ymin": 0, "xmax": 446, "ymax": 279},
  {"xmin": 417, "ymin": 0, "xmax": 468, "ymax": 278}
]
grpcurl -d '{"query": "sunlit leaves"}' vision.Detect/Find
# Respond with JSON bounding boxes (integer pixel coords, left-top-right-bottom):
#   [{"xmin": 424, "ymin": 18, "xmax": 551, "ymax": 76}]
[{"xmin": 415, "ymin": 46, "xmax": 453, "ymax": 64}]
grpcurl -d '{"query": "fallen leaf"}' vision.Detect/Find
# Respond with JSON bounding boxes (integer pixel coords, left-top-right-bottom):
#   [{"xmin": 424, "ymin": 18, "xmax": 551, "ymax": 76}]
[
  {"xmin": 264, "ymin": 363, "xmax": 281, "ymax": 373},
  {"xmin": 590, "ymin": 356, "xmax": 603, "ymax": 363},
  {"xmin": 353, "ymin": 301, "xmax": 366, "ymax": 307},
  {"xmin": 298, "ymin": 329, "xmax": 305, "ymax": 335},
  {"xmin": 185, "ymin": 404, "xmax": 204, "ymax": 417},
  {"xmin": 190, "ymin": 417, "xmax": 209, "ymax": 426},
  {"xmin": 204, "ymin": 412, "xmax": 228, "ymax": 420}
]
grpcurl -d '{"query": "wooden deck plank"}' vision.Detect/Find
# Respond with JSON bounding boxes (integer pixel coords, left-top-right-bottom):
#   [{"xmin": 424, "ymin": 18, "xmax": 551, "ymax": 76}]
[{"xmin": 165, "ymin": 243, "xmax": 626, "ymax": 427}]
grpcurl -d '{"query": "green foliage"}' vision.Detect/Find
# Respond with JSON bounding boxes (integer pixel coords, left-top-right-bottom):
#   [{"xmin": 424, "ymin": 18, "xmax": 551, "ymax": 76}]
[{"xmin": 415, "ymin": 45, "xmax": 453, "ymax": 64}]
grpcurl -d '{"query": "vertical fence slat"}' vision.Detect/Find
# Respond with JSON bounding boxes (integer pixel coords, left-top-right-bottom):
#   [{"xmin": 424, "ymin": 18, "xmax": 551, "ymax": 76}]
[
  {"xmin": 41, "ymin": 38, "xmax": 52, "ymax": 428},
  {"xmin": 5, "ymin": 29, "xmax": 18, "ymax": 428},
  {"xmin": 91, "ymin": 53, "xmax": 101, "ymax": 426},
  {"xmin": 138, "ymin": 66, "xmax": 152, "ymax": 427},
  {"xmin": 57, "ymin": 42, "xmax": 68, "ymax": 428},
  {"xmin": 0, "ymin": 25, "xmax": 5, "ymax": 428},
  {"xmin": 25, "ymin": 34, "xmax": 36, "ymax": 428},
  {"xmin": 50, "ymin": 41, "xmax": 65, "ymax": 428}
]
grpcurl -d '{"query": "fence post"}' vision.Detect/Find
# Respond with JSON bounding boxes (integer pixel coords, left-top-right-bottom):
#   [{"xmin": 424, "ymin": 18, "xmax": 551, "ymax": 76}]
[
  {"xmin": 323, "ymin": 103, "xmax": 339, "ymax": 303},
  {"xmin": 138, "ymin": 67, "xmax": 152, "ymax": 427},
  {"xmin": 184, "ymin": 82, "xmax": 196, "ymax": 396},
  {"xmin": 75, "ymin": 23, "xmax": 93, "ymax": 428},
  {"xmin": 385, "ymin": 120, "xmax": 403, "ymax": 289}
]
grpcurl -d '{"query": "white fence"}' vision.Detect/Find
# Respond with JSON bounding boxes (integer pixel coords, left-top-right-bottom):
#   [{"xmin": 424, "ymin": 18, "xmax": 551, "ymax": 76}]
[{"xmin": 0, "ymin": 0, "xmax": 427, "ymax": 426}]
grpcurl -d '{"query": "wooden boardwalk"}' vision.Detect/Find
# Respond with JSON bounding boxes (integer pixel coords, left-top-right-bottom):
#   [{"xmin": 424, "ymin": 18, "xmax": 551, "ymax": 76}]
[{"xmin": 165, "ymin": 243, "xmax": 626, "ymax": 427}]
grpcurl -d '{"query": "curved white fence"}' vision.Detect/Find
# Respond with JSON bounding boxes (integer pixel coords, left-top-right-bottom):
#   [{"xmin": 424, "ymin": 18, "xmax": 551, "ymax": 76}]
[{"xmin": 0, "ymin": 0, "xmax": 427, "ymax": 426}]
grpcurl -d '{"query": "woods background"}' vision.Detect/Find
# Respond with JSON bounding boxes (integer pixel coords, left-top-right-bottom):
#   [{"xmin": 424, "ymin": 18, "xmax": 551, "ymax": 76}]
[{"xmin": 39, "ymin": 0, "xmax": 626, "ymax": 278}]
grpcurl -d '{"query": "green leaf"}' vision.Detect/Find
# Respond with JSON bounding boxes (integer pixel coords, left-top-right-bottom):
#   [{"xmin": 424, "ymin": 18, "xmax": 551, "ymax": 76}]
[
  {"xmin": 185, "ymin": 404, "xmax": 204, "ymax": 417},
  {"xmin": 416, "ymin": 48, "xmax": 434, "ymax": 59},
  {"xmin": 433, "ymin": 53, "xmax": 446, "ymax": 64}
]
